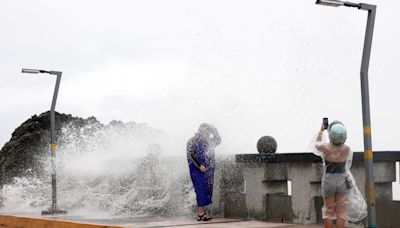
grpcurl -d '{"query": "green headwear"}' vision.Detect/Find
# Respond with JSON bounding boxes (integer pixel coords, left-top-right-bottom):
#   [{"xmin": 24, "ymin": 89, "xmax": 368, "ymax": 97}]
[{"xmin": 328, "ymin": 121, "xmax": 347, "ymax": 145}]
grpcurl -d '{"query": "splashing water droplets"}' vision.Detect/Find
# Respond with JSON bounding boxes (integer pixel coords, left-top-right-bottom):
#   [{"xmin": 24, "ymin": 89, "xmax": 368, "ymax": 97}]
[{"xmin": 1, "ymin": 119, "xmax": 195, "ymax": 218}]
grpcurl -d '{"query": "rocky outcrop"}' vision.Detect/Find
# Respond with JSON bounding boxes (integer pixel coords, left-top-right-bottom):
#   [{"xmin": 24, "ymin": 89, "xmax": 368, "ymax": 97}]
[
  {"xmin": 0, "ymin": 112, "xmax": 102, "ymax": 186},
  {"xmin": 0, "ymin": 111, "xmax": 163, "ymax": 187}
]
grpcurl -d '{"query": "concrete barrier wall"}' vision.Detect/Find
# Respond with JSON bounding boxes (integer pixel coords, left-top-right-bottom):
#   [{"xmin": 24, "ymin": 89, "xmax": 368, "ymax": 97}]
[{"xmin": 212, "ymin": 152, "xmax": 400, "ymax": 226}]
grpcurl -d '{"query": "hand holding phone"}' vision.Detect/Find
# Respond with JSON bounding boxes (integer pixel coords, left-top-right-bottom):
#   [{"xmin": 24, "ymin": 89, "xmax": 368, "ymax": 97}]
[{"xmin": 323, "ymin": 117, "xmax": 329, "ymax": 130}]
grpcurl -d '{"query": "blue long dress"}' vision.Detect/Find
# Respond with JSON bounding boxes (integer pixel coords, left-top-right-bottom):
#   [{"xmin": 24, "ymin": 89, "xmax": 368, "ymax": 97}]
[{"xmin": 187, "ymin": 132, "xmax": 221, "ymax": 207}]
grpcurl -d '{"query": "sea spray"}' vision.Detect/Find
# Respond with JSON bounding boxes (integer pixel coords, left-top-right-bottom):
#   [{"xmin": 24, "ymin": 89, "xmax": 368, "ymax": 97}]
[{"xmin": 0, "ymin": 117, "xmax": 195, "ymax": 217}]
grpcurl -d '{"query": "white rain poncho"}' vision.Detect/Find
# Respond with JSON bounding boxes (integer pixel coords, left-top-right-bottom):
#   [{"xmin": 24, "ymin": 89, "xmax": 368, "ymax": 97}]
[{"xmin": 310, "ymin": 132, "xmax": 367, "ymax": 222}]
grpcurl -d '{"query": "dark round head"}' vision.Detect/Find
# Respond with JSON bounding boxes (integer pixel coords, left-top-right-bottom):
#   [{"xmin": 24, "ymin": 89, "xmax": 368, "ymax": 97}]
[{"xmin": 257, "ymin": 136, "xmax": 277, "ymax": 153}]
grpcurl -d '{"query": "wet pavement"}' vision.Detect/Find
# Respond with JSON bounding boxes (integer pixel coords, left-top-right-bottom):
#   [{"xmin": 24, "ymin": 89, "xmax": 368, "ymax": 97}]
[
  {"xmin": 5, "ymin": 214, "xmax": 323, "ymax": 228},
  {"xmin": 117, "ymin": 218, "xmax": 323, "ymax": 228},
  {"xmin": 118, "ymin": 218, "xmax": 322, "ymax": 228}
]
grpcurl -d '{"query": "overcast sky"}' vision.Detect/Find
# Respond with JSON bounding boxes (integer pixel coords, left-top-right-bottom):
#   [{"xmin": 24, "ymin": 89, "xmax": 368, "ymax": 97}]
[{"xmin": 0, "ymin": 0, "xmax": 399, "ymax": 156}]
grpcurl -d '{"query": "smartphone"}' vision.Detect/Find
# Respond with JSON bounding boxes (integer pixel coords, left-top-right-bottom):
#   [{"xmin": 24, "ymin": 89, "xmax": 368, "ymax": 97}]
[{"xmin": 323, "ymin": 117, "xmax": 329, "ymax": 129}]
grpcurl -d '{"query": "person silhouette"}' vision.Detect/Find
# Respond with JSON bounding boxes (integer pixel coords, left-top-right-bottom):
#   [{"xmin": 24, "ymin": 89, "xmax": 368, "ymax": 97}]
[{"xmin": 186, "ymin": 123, "xmax": 221, "ymax": 221}]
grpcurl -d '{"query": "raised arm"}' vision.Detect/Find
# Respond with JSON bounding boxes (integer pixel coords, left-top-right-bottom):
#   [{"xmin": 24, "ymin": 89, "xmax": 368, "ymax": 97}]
[
  {"xmin": 310, "ymin": 123, "xmax": 327, "ymax": 156},
  {"xmin": 316, "ymin": 123, "xmax": 324, "ymax": 143},
  {"xmin": 209, "ymin": 125, "xmax": 221, "ymax": 146}
]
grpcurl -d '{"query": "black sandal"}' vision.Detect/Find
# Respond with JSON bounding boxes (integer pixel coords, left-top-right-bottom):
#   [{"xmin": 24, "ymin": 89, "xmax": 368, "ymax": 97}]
[{"xmin": 197, "ymin": 213, "xmax": 212, "ymax": 221}]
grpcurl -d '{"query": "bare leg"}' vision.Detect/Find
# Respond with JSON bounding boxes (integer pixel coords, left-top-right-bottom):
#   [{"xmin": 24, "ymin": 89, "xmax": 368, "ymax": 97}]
[
  {"xmin": 197, "ymin": 206, "xmax": 205, "ymax": 216},
  {"xmin": 324, "ymin": 196, "xmax": 335, "ymax": 228},
  {"xmin": 335, "ymin": 194, "xmax": 347, "ymax": 228}
]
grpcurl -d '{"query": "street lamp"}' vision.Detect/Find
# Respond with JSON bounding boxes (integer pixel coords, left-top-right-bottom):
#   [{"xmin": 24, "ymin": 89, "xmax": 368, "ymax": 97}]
[
  {"xmin": 315, "ymin": 1, "xmax": 377, "ymax": 227},
  {"xmin": 21, "ymin": 68, "xmax": 67, "ymax": 215},
  {"xmin": 316, "ymin": 0, "xmax": 344, "ymax": 7}
]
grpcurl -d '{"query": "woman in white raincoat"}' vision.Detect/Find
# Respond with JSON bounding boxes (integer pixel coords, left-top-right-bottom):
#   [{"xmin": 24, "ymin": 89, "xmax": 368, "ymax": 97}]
[{"xmin": 311, "ymin": 120, "xmax": 367, "ymax": 228}]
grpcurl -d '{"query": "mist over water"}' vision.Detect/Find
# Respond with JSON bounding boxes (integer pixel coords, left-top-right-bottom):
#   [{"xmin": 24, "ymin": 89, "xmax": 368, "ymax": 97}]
[{"xmin": 0, "ymin": 120, "xmax": 196, "ymax": 218}]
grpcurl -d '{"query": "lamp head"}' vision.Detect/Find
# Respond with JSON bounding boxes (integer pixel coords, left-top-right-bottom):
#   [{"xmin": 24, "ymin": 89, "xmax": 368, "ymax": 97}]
[
  {"xmin": 22, "ymin": 68, "xmax": 41, "ymax": 74},
  {"xmin": 316, "ymin": 0, "xmax": 344, "ymax": 7}
]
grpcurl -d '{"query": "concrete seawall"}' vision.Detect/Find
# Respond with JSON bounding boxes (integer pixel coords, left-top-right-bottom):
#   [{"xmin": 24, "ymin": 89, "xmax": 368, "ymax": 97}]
[{"xmin": 210, "ymin": 151, "xmax": 400, "ymax": 227}]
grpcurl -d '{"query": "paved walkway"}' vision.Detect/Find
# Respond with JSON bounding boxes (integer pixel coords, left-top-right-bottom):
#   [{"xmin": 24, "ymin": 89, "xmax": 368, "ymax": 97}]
[
  {"xmin": 1, "ymin": 214, "xmax": 323, "ymax": 228},
  {"xmin": 120, "ymin": 218, "xmax": 323, "ymax": 228}
]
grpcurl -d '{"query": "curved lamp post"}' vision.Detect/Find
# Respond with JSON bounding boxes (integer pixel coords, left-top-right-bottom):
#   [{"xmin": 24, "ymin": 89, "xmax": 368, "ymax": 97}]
[
  {"xmin": 21, "ymin": 68, "xmax": 67, "ymax": 215},
  {"xmin": 315, "ymin": 1, "xmax": 377, "ymax": 227}
]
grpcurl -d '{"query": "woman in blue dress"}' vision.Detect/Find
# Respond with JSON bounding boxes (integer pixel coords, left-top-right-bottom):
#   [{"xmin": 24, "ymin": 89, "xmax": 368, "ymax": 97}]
[{"xmin": 186, "ymin": 123, "xmax": 221, "ymax": 221}]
